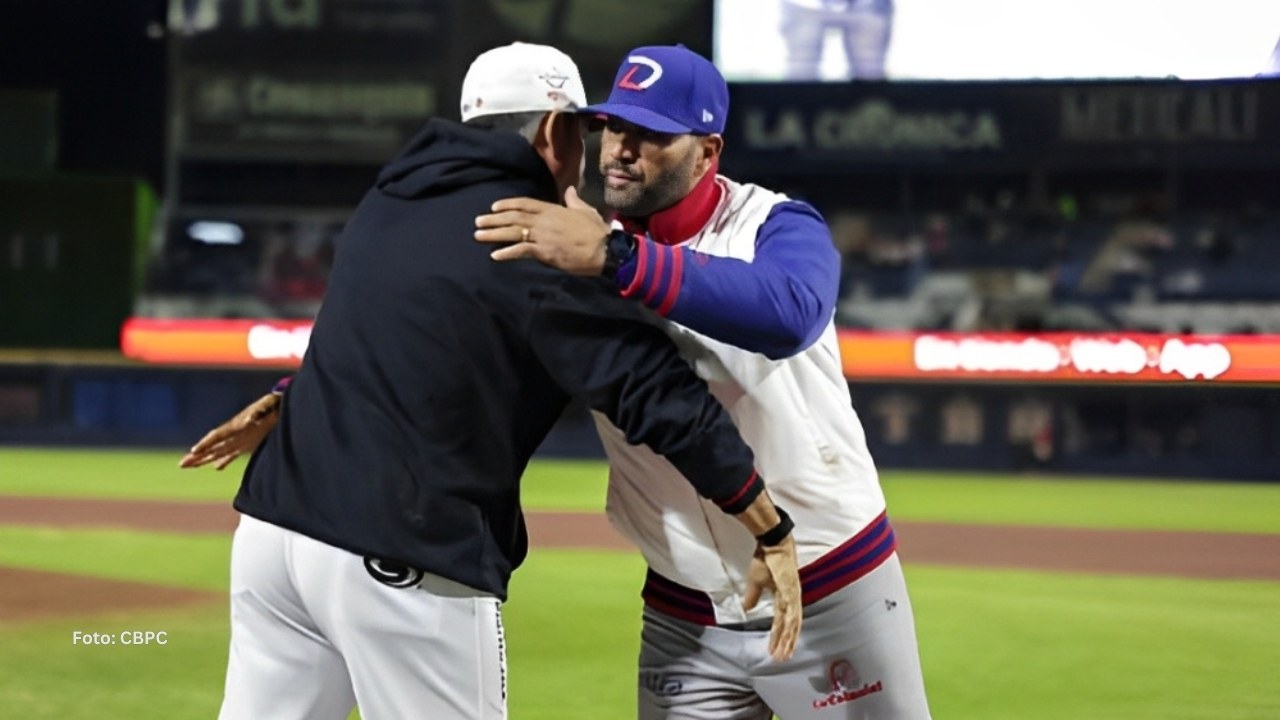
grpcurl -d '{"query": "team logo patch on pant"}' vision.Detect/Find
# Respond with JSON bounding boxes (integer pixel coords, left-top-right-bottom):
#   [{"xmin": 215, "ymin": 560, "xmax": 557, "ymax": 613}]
[
  {"xmin": 363, "ymin": 557, "xmax": 425, "ymax": 588},
  {"xmin": 810, "ymin": 659, "xmax": 883, "ymax": 709}
]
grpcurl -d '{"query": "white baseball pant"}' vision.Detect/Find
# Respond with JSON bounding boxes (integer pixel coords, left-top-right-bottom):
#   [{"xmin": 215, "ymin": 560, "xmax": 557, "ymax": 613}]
[
  {"xmin": 219, "ymin": 514, "xmax": 507, "ymax": 720},
  {"xmin": 638, "ymin": 553, "xmax": 930, "ymax": 719}
]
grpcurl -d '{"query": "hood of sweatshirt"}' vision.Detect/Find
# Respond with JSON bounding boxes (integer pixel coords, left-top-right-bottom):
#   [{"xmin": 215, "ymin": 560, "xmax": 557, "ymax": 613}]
[{"xmin": 375, "ymin": 118, "xmax": 558, "ymax": 201}]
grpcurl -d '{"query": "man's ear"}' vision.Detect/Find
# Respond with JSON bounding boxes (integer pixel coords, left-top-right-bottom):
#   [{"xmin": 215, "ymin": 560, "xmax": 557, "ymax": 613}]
[
  {"xmin": 532, "ymin": 112, "xmax": 575, "ymax": 157},
  {"xmin": 551, "ymin": 111, "xmax": 580, "ymax": 145},
  {"xmin": 532, "ymin": 112, "xmax": 556, "ymax": 153},
  {"xmin": 529, "ymin": 112, "xmax": 564, "ymax": 178},
  {"xmin": 696, "ymin": 134, "xmax": 724, "ymax": 176}
]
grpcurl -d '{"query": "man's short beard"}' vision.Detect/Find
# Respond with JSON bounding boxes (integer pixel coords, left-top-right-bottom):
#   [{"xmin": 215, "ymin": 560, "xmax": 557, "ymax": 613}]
[
  {"xmin": 602, "ymin": 150, "xmax": 699, "ymax": 218},
  {"xmin": 602, "ymin": 183, "xmax": 650, "ymax": 217}
]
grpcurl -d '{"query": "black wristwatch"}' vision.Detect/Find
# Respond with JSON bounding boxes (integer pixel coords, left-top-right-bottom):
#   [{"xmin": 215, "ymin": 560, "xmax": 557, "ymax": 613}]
[
  {"xmin": 755, "ymin": 507, "xmax": 794, "ymax": 547},
  {"xmin": 601, "ymin": 228, "xmax": 638, "ymax": 281}
]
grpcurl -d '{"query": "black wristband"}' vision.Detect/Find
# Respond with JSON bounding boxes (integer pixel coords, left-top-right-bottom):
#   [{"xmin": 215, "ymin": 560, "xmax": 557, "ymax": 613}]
[
  {"xmin": 601, "ymin": 228, "xmax": 637, "ymax": 281},
  {"xmin": 755, "ymin": 507, "xmax": 794, "ymax": 547}
]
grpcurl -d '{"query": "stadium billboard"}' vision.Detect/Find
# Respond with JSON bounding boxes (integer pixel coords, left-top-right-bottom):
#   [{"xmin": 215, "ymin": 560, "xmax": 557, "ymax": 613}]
[
  {"xmin": 716, "ymin": 0, "xmax": 1280, "ymax": 82},
  {"xmin": 121, "ymin": 319, "xmax": 1280, "ymax": 384},
  {"xmin": 837, "ymin": 331, "xmax": 1280, "ymax": 383}
]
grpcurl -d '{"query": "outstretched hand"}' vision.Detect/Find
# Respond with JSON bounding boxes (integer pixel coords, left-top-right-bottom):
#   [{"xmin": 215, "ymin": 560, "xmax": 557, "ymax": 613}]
[
  {"xmin": 178, "ymin": 392, "xmax": 280, "ymax": 470},
  {"xmin": 473, "ymin": 186, "xmax": 611, "ymax": 275},
  {"xmin": 743, "ymin": 535, "xmax": 803, "ymax": 662}
]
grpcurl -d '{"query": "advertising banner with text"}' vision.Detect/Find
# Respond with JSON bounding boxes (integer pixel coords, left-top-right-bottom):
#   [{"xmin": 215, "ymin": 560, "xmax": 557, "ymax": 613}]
[
  {"xmin": 171, "ymin": 0, "xmax": 449, "ymax": 163},
  {"xmin": 838, "ymin": 330, "xmax": 1280, "ymax": 383},
  {"xmin": 725, "ymin": 79, "xmax": 1280, "ymax": 171},
  {"xmin": 122, "ymin": 319, "xmax": 1280, "ymax": 383}
]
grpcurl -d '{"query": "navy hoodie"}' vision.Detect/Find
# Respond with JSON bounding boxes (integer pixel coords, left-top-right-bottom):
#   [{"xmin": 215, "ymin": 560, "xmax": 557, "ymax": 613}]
[{"xmin": 234, "ymin": 119, "xmax": 764, "ymax": 598}]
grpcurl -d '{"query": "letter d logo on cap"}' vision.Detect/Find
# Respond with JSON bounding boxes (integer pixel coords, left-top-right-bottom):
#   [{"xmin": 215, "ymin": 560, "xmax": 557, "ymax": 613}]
[{"xmin": 618, "ymin": 55, "xmax": 663, "ymax": 90}]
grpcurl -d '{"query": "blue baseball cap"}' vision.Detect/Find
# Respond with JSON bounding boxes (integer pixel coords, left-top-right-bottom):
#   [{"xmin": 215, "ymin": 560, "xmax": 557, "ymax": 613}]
[{"xmin": 582, "ymin": 45, "xmax": 728, "ymax": 135}]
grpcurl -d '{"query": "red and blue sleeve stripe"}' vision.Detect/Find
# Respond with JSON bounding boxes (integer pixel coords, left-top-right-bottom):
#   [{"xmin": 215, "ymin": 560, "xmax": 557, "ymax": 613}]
[
  {"xmin": 640, "ymin": 513, "xmax": 898, "ymax": 624},
  {"xmin": 618, "ymin": 234, "xmax": 685, "ymax": 317},
  {"xmin": 616, "ymin": 202, "xmax": 839, "ymax": 360}
]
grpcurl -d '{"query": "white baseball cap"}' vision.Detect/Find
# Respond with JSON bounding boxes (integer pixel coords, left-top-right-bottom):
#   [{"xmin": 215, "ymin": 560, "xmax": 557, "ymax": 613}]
[{"xmin": 459, "ymin": 42, "xmax": 587, "ymax": 122}]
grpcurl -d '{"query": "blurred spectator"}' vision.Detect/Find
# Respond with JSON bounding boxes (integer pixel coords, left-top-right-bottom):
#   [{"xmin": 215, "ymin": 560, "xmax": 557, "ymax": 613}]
[
  {"xmin": 1194, "ymin": 224, "xmax": 1238, "ymax": 265},
  {"xmin": 149, "ymin": 219, "xmax": 260, "ymax": 296},
  {"xmin": 1008, "ymin": 398, "xmax": 1054, "ymax": 468},
  {"xmin": 918, "ymin": 213, "xmax": 952, "ymax": 268},
  {"xmin": 830, "ymin": 211, "xmax": 924, "ymax": 298},
  {"xmin": 1158, "ymin": 268, "xmax": 1204, "ymax": 296},
  {"xmin": 1079, "ymin": 221, "xmax": 1172, "ymax": 296},
  {"xmin": 829, "ymin": 212, "xmax": 872, "ymax": 298},
  {"xmin": 259, "ymin": 221, "xmax": 334, "ymax": 305}
]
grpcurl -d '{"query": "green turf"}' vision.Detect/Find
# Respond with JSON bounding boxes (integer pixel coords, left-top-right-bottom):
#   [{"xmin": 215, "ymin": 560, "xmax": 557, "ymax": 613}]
[
  {"xmin": 908, "ymin": 565, "xmax": 1280, "ymax": 720},
  {"xmin": 2, "ymin": 448, "xmax": 1278, "ymax": 718},
  {"xmin": 879, "ymin": 472, "xmax": 1280, "ymax": 534},
  {"xmin": 2, "ymin": 549, "xmax": 1276, "ymax": 719},
  {"xmin": 518, "ymin": 459, "xmax": 611, "ymax": 511},
  {"xmin": 0, "ymin": 449, "xmax": 611, "ymax": 508},
  {"xmin": 0, "ymin": 448, "xmax": 242, "ymax": 501},
  {"xmin": 5, "ymin": 449, "xmax": 1280, "ymax": 534},
  {"xmin": 0, "ymin": 605, "xmax": 229, "ymax": 720},
  {"xmin": 0, "ymin": 526, "xmax": 231, "ymax": 591},
  {"xmin": 518, "ymin": 559, "xmax": 1280, "ymax": 720},
  {"xmin": 503, "ymin": 550, "xmax": 649, "ymax": 720}
]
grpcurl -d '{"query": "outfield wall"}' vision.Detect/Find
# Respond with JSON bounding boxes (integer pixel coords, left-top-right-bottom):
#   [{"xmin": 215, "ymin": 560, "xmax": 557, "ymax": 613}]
[{"xmin": 1, "ymin": 361, "xmax": 1276, "ymax": 480}]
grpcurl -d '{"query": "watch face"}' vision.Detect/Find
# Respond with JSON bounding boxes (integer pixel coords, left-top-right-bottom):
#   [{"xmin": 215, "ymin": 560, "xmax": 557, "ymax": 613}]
[{"xmin": 602, "ymin": 229, "xmax": 638, "ymax": 279}]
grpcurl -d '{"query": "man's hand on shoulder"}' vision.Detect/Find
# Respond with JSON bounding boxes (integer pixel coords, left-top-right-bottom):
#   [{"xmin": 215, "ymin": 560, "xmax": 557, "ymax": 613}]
[{"xmin": 474, "ymin": 187, "xmax": 610, "ymax": 276}]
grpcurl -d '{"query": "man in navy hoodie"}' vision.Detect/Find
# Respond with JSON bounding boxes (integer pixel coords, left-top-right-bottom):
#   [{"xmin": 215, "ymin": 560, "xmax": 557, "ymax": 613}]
[{"xmin": 187, "ymin": 43, "xmax": 802, "ymax": 720}]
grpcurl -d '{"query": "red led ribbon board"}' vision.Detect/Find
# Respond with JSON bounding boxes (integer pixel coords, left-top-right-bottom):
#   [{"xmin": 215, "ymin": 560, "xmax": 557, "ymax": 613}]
[
  {"xmin": 837, "ymin": 330, "xmax": 1280, "ymax": 383},
  {"xmin": 121, "ymin": 318, "xmax": 312, "ymax": 367},
  {"xmin": 121, "ymin": 319, "xmax": 1280, "ymax": 382}
]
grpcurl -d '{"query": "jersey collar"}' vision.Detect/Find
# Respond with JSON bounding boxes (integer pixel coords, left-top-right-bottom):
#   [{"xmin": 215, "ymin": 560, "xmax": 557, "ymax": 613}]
[{"xmin": 617, "ymin": 161, "xmax": 724, "ymax": 246}]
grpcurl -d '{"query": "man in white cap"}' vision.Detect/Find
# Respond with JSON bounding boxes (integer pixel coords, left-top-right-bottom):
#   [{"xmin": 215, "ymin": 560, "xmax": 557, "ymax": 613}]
[{"xmin": 203, "ymin": 43, "xmax": 802, "ymax": 720}]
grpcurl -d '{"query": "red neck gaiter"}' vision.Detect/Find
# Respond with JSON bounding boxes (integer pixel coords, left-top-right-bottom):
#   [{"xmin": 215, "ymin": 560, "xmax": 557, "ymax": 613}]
[{"xmin": 617, "ymin": 161, "xmax": 723, "ymax": 245}]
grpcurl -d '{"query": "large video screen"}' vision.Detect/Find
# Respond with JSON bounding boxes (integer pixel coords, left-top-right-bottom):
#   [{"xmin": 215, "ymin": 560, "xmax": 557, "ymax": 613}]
[{"xmin": 716, "ymin": 0, "xmax": 1280, "ymax": 81}]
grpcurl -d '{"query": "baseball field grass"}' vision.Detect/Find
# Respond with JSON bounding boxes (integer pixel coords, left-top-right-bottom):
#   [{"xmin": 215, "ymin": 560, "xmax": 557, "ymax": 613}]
[
  {"xmin": 7, "ymin": 448, "xmax": 1280, "ymax": 532},
  {"xmin": 1, "ymin": 448, "xmax": 1279, "ymax": 719}
]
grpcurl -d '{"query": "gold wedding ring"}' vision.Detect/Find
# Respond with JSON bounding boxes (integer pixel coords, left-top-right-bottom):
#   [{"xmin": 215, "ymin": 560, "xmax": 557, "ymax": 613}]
[{"xmin": 521, "ymin": 227, "xmax": 531, "ymax": 243}]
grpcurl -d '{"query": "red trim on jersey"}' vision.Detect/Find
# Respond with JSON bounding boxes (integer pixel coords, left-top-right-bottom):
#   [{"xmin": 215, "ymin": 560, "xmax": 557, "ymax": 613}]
[
  {"xmin": 642, "ymin": 244, "xmax": 668, "ymax": 305},
  {"xmin": 798, "ymin": 513, "xmax": 897, "ymax": 606},
  {"xmin": 655, "ymin": 249, "xmax": 684, "ymax": 317},
  {"xmin": 642, "ymin": 570, "xmax": 717, "ymax": 625},
  {"xmin": 716, "ymin": 471, "xmax": 760, "ymax": 511},
  {"xmin": 641, "ymin": 514, "xmax": 898, "ymax": 626},
  {"xmin": 622, "ymin": 161, "xmax": 723, "ymax": 246},
  {"xmin": 621, "ymin": 237, "xmax": 651, "ymax": 298}
]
